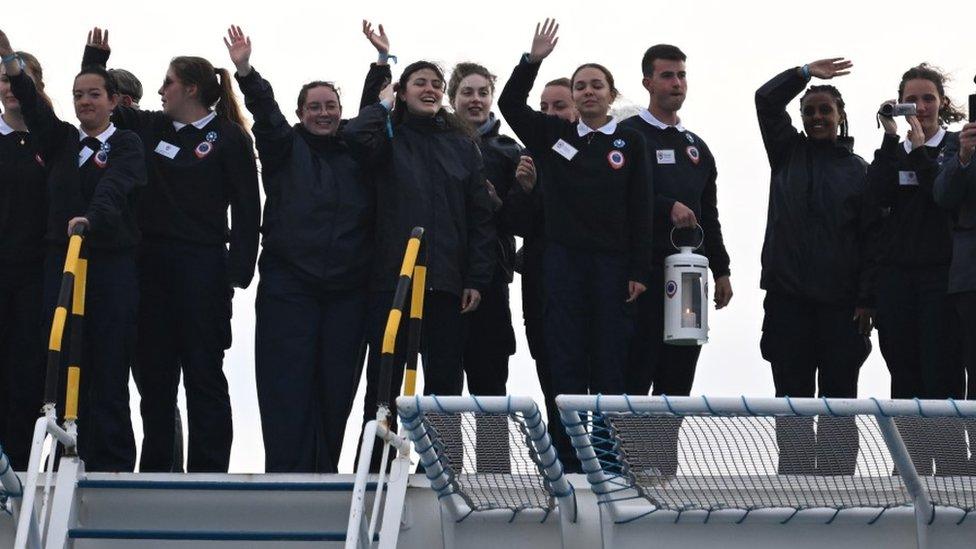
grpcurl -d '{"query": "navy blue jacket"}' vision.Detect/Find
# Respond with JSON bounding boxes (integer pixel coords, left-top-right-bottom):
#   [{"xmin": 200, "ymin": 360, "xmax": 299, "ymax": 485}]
[
  {"xmin": 755, "ymin": 69, "xmax": 874, "ymax": 305},
  {"xmin": 0, "ymin": 113, "xmax": 47, "ymax": 264},
  {"xmin": 933, "ymin": 141, "xmax": 976, "ymax": 293},
  {"xmin": 236, "ymin": 65, "xmax": 388, "ymax": 287}
]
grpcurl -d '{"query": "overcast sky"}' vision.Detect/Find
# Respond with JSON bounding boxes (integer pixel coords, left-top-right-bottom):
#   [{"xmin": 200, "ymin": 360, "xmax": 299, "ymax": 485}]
[{"xmin": 5, "ymin": 0, "xmax": 974, "ymax": 473}]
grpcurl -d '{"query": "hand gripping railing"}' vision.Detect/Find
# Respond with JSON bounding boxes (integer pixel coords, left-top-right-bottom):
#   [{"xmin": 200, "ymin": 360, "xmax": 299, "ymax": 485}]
[
  {"xmin": 557, "ymin": 395, "xmax": 976, "ymax": 549},
  {"xmin": 14, "ymin": 225, "xmax": 88, "ymax": 549},
  {"xmin": 346, "ymin": 227, "xmax": 426, "ymax": 549}
]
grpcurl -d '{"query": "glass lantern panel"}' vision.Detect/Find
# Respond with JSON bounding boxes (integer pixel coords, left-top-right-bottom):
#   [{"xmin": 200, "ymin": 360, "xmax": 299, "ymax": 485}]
[{"xmin": 680, "ymin": 272, "xmax": 702, "ymax": 329}]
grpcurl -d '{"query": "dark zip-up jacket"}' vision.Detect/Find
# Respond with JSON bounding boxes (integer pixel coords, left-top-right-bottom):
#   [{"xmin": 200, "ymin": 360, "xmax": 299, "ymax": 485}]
[
  {"xmin": 867, "ymin": 131, "xmax": 956, "ymax": 268},
  {"xmin": 341, "ymin": 104, "xmax": 495, "ymax": 296},
  {"xmin": 0, "ymin": 117, "xmax": 47, "ymax": 264},
  {"xmin": 83, "ymin": 47, "xmax": 260, "ymax": 288},
  {"xmin": 620, "ymin": 114, "xmax": 730, "ymax": 277},
  {"xmin": 479, "ymin": 116, "xmax": 522, "ymax": 284},
  {"xmin": 10, "ymin": 72, "xmax": 145, "ymax": 250},
  {"xmin": 499, "ymin": 56, "xmax": 652, "ymax": 284},
  {"xmin": 236, "ymin": 64, "xmax": 389, "ymax": 287},
  {"xmin": 933, "ymin": 140, "xmax": 976, "ymax": 293},
  {"xmin": 755, "ymin": 69, "xmax": 873, "ymax": 305}
]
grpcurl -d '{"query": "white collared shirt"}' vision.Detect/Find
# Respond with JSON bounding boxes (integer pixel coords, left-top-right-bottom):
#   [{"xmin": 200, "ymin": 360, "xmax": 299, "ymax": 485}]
[
  {"xmin": 0, "ymin": 115, "xmax": 17, "ymax": 136},
  {"xmin": 79, "ymin": 123, "xmax": 117, "ymax": 144},
  {"xmin": 903, "ymin": 127, "xmax": 946, "ymax": 153},
  {"xmin": 577, "ymin": 117, "xmax": 618, "ymax": 137},
  {"xmin": 638, "ymin": 108, "xmax": 685, "ymax": 132},
  {"xmin": 173, "ymin": 111, "xmax": 217, "ymax": 132}
]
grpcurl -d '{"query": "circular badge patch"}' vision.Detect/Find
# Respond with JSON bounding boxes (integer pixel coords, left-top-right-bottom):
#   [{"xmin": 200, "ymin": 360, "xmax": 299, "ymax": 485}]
[
  {"xmin": 607, "ymin": 150, "xmax": 626, "ymax": 170},
  {"xmin": 665, "ymin": 280, "xmax": 678, "ymax": 298},
  {"xmin": 205, "ymin": 131, "xmax": 218, "ymax": 143},
  {"xmin": 94, "ymin": 150, "xmax": 109, "ymax": 168},
  {"xmin": 686, "ymin": 145, "xmax": 700, "ymax": 165},
  {"xmin": 195, "ymin": 141, "xmax": 213, "ymax": 159}
]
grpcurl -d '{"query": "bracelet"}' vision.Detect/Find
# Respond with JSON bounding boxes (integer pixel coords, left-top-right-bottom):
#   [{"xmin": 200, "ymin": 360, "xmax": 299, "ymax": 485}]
[
  {"xmin": 378, "ymin": 52, "xmax": 398, "ymax": 64},
  {"xmin": 801, "ymin": 64, "xmax": 811, "ymax": 81},
  {"xmin": 1, "ymin": 52, "xmax": 20, "ymax": 64}
]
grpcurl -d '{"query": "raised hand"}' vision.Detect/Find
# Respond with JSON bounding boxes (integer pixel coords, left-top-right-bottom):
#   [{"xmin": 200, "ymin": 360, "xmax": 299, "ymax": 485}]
[
  {"xmin": 362, "ymin": 20, "xmax": 390, "ymax": 55},
  {"xmin": 959, "ymin": 122, "xmax": 976, "ymax": 164},
  {"xmin": 223, "ymin": 25, "xmax": 252, "ymax": 76},
  {"xmin": 806, "ymin": 58, "xmax": 852, "ymax": 80},
  {"xmin": 0, "ymin": 29, "xmax": 14, "ymax": 57},
  {"xmin": 87, "ymin": 27, "xmax": 110, "ymax": 52},
  {"xmin": 877, "ymin": 100, "xmax": 898, "ymax": 134},
  {"xmin": 528, "ymin": 19, "xmax": 559, "ymax": 63}
]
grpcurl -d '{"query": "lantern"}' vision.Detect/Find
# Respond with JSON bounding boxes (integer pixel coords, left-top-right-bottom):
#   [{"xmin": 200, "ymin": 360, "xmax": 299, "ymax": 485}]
[{"xmin": 663, "ymin": 226, "xmax": 709, "ymax": 345}]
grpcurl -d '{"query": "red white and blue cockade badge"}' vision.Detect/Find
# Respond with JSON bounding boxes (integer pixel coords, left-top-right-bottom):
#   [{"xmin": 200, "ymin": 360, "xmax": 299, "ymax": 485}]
[
  {"xmin": 195, "ymin": 131, "xmax": 218, "ymax": 159},
  {"xmin": 607, "ymin": 149, "xmax": 626, "ymax": 170},
  {"xmin": 685, "ymin": 145, "xmax": 700, "ymax": 165},
  {"xmin": 665, "ymin": 280, "xmax": 678, "ymax": 299},
  {"xmin": 94, "ymin": 142, "xmax": 110, "ymax": 168}
]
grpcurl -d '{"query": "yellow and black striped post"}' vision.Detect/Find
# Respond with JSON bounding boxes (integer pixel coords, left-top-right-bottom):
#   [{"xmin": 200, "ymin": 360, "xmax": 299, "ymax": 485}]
[
  {"xmin": 377, "ymin": 227, "xmax": 427, "ymax": 412},
  {"xmin": 42, "ymin": 225, "xmax": 88, "ymax": 451}
]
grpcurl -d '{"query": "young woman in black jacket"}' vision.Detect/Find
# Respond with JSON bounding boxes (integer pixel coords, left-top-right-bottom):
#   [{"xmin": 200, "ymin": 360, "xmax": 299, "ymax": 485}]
[
  {"xmin": 224, "ymin": 23, "xmax": 389, "ymax": 473},
  {"xmin": 755, "ymin": 58, "xmax": 873, "ymax": 476},
  {"xmin": 2, "ymin": 29, "xmax": 146, "ymax": 472},
  {"xmin": 868, "ymin": 64, "xmax": 968, "ymax": 474},
  {"xmin": 83, "ymin": 29, "xmax": 260, "ymax": 473},
  {"xmin": 0, "ymin": 50, "xmax": 49, "ymax": 471},
  {"xmin": 342, "ymin": 55, "xmax": 495, "ymax": 470},
  {"xmin": 498, "ymin": 20, "xmax": 652, "ymax": 471}
]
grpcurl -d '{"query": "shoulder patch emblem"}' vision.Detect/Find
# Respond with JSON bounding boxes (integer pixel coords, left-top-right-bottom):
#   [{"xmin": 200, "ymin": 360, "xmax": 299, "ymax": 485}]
[
  {"xmin": 94, "ymin": 150, "xmax": 109, "ymax": 168},
  {"xmin": 686, "ymin": 145, "xmax": 700, "ymax": 165}
]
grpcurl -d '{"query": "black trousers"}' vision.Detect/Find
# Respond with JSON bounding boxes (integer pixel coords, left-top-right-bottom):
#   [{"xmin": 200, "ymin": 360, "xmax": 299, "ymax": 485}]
[
  {"xmin": 955, "ymin": 291, "xmax": 976, "ymax": 473},
  {"xmin": 760, "ymin": 292, "xmax": 870, "ymax": 476},
  {"xmin": 360, "ymin": 290, "xmax": 464, "ymax": 472},
  {"xmin": 136, "ymin": 239, "xmax": 233, "ymax": 473},
  {"xmin": 43, "ymin": 248, "xmax": 138, "ymax": 472},
  {"xmin": 544, "ymin": 243, "xmax": 633, "ymax": 472},
  {"xmin": 255, "ymin": 253, "xmax": 368, "ymax": 473},
  {"xmin": 0, "ymin": 260, "xmax": 45, "ymax": 470},
  {"xmin": 877, "ymin": 266, "xmax": 967, "ymax": 475}
]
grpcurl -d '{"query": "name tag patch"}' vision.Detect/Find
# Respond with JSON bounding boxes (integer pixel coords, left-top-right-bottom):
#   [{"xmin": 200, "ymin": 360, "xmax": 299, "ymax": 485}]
[
  {"xmin": 656, "ymin": 149, "xmax": 675, "ymax": 164},
  {"xmin": 155, "ymin": 140, "xmax": 180, "ymax": 159},
  {"xmin": 899, "ymin": 171, "xmax": 919, "ymax": 186},
  {"xmin": 552, "ymin": 139, "xmax": 578, "ymax": 161}
]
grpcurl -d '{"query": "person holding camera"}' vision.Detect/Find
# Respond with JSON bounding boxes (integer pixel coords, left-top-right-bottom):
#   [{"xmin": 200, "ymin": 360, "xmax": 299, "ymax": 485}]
[
  {"xmin": 934, "ymin": 85, "xmax": 976, "ymax": 466},
  {"xmin": 755, "ymin": 59, "xmax": 874, "ymax": 476},
  {"xmin": 869, "ymin": 64, "xmax": 968, "ymax": 474}
]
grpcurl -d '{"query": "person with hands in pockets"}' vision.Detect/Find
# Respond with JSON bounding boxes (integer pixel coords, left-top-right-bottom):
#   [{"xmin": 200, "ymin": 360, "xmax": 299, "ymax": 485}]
[
  {"xmin": 2, "ymin": 29, "xmax": 146, "ymax": 472},
  {"xmin": 83, "ymin": 28, "xmax": 260, "ymax": 473},
  {"xmin": 225, "ymin": 23, "xmax": 390, "ymax": 473},
  {"xmin": 498, "ymin": 19, "xmax": 652, "ymax": 472}
]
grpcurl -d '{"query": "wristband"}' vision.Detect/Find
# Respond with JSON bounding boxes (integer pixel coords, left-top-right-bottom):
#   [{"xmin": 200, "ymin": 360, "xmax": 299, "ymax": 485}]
[
  {"xmin": 378, "ymin": 52, "xmax": 398, "ymax": 64},
  {"xmin": 801, "ymin": 64, "xmax": 811, "ymax": 81},
  {"xmin": 1, "ymin": 52, "xmax": 20, "ymax": 64}
]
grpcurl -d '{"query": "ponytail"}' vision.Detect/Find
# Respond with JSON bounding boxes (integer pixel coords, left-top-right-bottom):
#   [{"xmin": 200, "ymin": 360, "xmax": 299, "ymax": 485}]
[{"xmin": 169, "ymin": 57, "xmax": 248, "ymax": 129}]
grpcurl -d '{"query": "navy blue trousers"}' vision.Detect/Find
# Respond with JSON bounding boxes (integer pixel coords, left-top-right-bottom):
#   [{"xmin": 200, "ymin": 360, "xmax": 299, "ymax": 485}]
[
  {"xmin": 761, "ymin": 292, "xmax": 870, "ymax": 476},
  {"xmin": 255, "ymin": 253, "xmax": 368, "ymax": 473},
  {"xmin": 543, "ymin": 243, "xmax": 634, "ymax": 472},
  {"xmin": 43, "ymin": 247, "xmax": 137, "ymax": 472},
  {"xmin": 136, "ymin": 239, "xmax": 233, "ymax": 473},
  {"xmin": 0, "ymin": 260, "xmax": 45, "ymax": 470}
]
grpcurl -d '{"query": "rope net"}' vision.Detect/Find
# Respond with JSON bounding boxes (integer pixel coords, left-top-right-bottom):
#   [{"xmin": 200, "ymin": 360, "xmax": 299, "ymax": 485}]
[
  {"xmin": 569, "ymin": 411, "xmax": 976, "ymax": 513},
  {"xmin": 419, "ymin": 411, "xmax": 558, "ymax": 515}
]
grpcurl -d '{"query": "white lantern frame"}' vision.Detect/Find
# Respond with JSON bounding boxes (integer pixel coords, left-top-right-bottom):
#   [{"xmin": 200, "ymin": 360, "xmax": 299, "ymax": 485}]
[{"xmin": 663, "ymin": 225, "xmax": 709, "ymax": 346}]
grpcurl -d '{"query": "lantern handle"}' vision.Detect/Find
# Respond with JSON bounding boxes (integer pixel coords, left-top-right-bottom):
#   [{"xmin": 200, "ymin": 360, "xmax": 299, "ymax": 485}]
[{"xmin": 670, "ymin": 223, "xmax": 705, "ymax": 251}]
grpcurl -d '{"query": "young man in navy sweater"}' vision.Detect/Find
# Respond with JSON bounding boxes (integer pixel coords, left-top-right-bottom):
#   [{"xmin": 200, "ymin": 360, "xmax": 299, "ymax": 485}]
[{"xmin": 622, "ymin": 44, "xmax": 732, "ymax": 401}]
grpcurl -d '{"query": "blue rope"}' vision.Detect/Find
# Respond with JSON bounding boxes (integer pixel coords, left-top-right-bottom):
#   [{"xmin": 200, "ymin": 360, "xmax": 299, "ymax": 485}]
[
  {"xmin": 431, "ymin": 394, "xmax": 447, "ymax": 413},
  {"xmin": 472, "ymin": 396, "xmax": 486, "ymax": 414},
  {"xmin": 869, "ymin": 397, "xmax": 888, "ymax": 417},
  {"xmin": 927, "ymin": 505, "xmax": 936, "ymax": 525},
  {"xmin": 956, "ymin": 509, "xmax": 971, "ymax": 526},
  {"xmin": 703, "ymin": 508, "xmax": 712, "ymax": 524},
  {"xmin": 624, "ymin": 394, "xmax": 637, "ymax": 414},
  {"xmin": 948, "ymin": 398, "xmax": 964, "ymax": 418},
  {"xmin": 785, "ymin": 396, "xmax": 801, "ymax": 416},
  {"xmin": 740, "ymin": 396, "xmax": 757, "ymax": 416},
  {"xmin": 913, "ymin": 398, "xmax": 928, "ymax": 418},
  {"xmin": 780, "ymin": 509, "xmax": 800, "ymax": 524},
  {"xmin": 506, "ymin": 395, "xmax": 513, "ymax": 414},
  {"xmin": 735, "ymin": 509, "xmax": 751, "ymax": 524},
  {"xmin": 596, "ymin": 394, "xmax": 603, "ymax": 416},
  {"xmin": 821, "ymin": 397, "xmax": 839, "ymax": 417},
  {"xmin": 702, "ymin": 395, "xmax": 718, "ymax": 416},
  {"xmin": 673, "ymin": 509, "xmax": 683, "ymax": 524},
  {"xmin": 867, "ymin": 507, "xmax": 887, "ymax": 525},
  {"xmin": 663, "ymin": 395, "xmax": 677, "ymax": 415},
  {"xmin": 825, "ymin": 509, "xmax": 841, "ymax": 524}
]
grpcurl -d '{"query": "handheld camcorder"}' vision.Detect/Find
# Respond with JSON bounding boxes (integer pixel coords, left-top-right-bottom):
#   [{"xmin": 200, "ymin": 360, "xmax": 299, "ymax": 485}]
[{"xmin": 878, "ymin": 103, "xmax": 917, "ymax": 117}]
